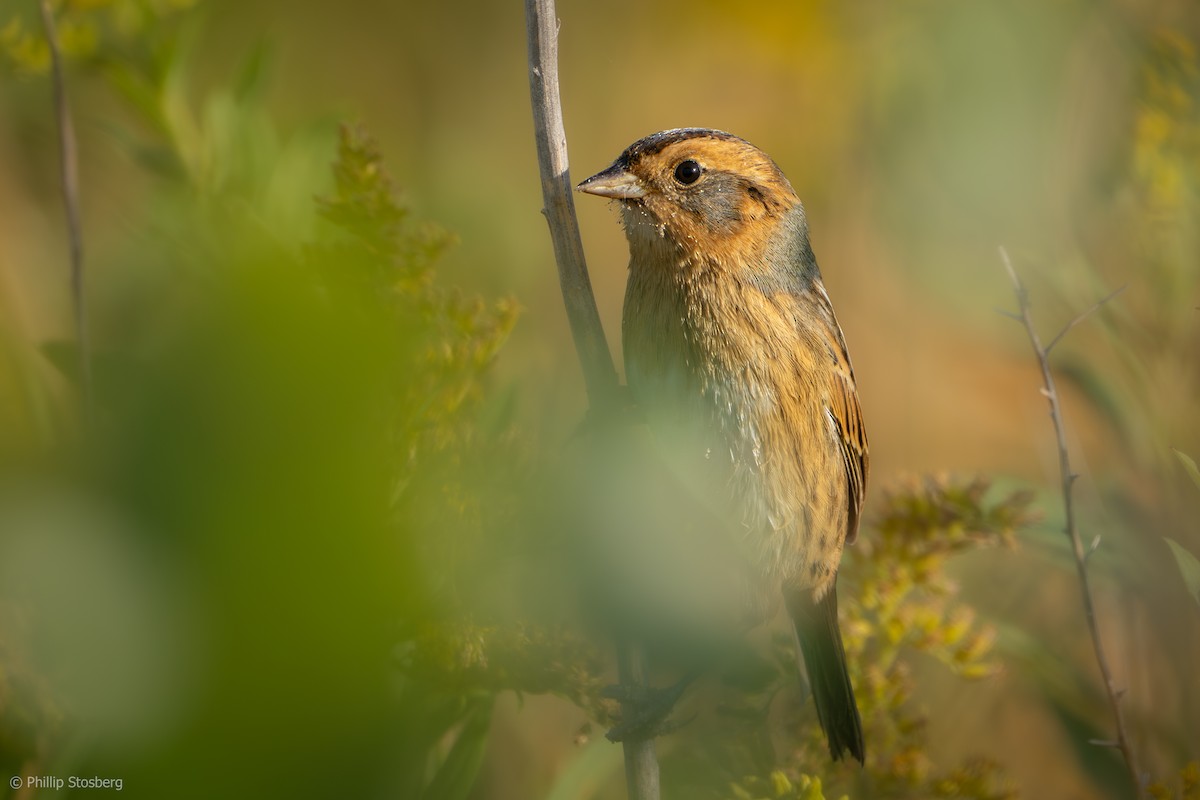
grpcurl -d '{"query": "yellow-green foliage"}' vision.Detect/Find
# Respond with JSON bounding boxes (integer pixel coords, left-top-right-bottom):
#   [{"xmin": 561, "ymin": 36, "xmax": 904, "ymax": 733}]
[
  {"xmin": 717, "ymin": 476, "xmax": 1031, "ymax": 800},
  {"xmin": 0, "ymin": 13, "xmax": 520, "ymax": 793},
  {"xmin": 1134, "ymin": 31, "xmax": 1199, "ymax": 222},
  {"xmin": 1076, "ymin": 28, "xmax": 1200, "ymax": 475},
  {"xmin": 393, "ymin": 472, "xmax": 1032, "ymax": 799},
  {"xmin": 312, "ymin": 126, "xmax": 518, "ymax": 491},
  {"xmin": 403, "ymin": 620, "xmax": 615, "ymax": 723},
  {"xmin": 308, "ymin": 127, "xmax": 523, "ymax": 800},
  {"xmin": 0, "ymin": 602, "xmax": 66, "ymax": 771},
  {"xmin": 731, "ymin": 771, "xmax": 841, "ymax": 800},
  {"xmin": 1148, "ymin": 762, "xmax": 1200, "ymax": 800},
  {"xmin": 848, "ymin": 476, "xmax": 1030, "ymax": 680},
  {"xmin": 1, "ymin": 0, "xmax": 196, "ymax": 73}
]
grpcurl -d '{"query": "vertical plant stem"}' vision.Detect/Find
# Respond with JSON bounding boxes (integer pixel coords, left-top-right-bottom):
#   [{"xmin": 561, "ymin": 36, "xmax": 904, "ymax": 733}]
[
  {"xmin": 524, "ymin": 2, "xmax": 657, "ymax": 798},
  {"xmin": 999, "ymin": 248, "xmax": 1143, "ymax": 799},
  {"xmin": 616, "ymin": 641, "xmax": 660, "ymax": 800},
  {"xmin": 523, "ymin": 0, "xmax": 620, "ymax": 409},
  {"xmin": 39, "ymin": 0, "xmax": 92, "ymax": 424}
]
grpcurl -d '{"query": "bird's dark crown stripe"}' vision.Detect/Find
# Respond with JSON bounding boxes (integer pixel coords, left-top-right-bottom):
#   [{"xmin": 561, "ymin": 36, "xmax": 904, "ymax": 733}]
[{"xmin": 619, "ymin": 128, "xmax": 750, "ymax": 168}]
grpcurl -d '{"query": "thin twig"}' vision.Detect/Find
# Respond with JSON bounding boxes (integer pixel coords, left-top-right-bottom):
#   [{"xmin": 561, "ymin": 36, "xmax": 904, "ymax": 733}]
[
  {"xmin": 523, "ymin": 3, "xmax": 658, "ymax": 799},
  {"xmin": 1045, "ymin": 285, "xmax": 1127, "ymax": 355},
  {"xmin": 523, "ymin": 0, "xmax": 620, "ymax": 409},
  {"xmin": 39, "ymin": 0, "xmax": 92, "ymax": 423},
  {"xmin": 998, "ymin": 247, "xmax": 1143, "ymax": 799},
  {"xmin": 615, "ymin": 641, "xmax": 661, "ymax": 800}
]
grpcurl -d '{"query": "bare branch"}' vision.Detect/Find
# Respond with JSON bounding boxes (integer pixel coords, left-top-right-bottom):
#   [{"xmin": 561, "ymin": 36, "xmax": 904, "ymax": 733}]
[
  {"xmin": 615, "ymin": 642, "xmax": 661, "ymax": 800},
  {"xmin": 524, "ymin": 2, "xmax": 657, "ymax": 798},
  {"xmin": 1045, "ymin": 285, "xmax": 1127, "ymax": 355},
  {"xmin": 38, "ymin": 0, "xmax": 92, "ymax": 424},
  {"xmin": 998, "ymin": 246, "xmax": 1143, "ymax": 798},
  {"xmin": 524, "ymin": 0, "xmax": 620, "ymax": 411}
]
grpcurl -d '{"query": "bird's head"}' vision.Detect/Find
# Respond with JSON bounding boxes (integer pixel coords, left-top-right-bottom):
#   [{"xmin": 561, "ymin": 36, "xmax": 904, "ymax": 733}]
[{"xmin": 577, "ymin": 128, "xmax": 805, "ymax": 265}]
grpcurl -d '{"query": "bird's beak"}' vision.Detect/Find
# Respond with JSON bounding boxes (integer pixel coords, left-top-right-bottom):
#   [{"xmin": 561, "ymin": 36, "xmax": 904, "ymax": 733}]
[{"xmin": 576, "ymin": 164, "xmax": 646, "ymax": 200}]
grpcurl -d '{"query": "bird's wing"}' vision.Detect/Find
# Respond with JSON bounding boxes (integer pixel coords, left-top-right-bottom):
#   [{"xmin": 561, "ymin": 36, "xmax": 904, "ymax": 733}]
[{"xmin": 812, "ymin": 283, "xmax": 869, "ymax": 544}]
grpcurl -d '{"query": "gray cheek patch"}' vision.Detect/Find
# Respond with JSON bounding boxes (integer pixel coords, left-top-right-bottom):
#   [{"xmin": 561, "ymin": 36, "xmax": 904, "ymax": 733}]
[{"xmin": 674, "ymin": 172, "xmax": 746, "ymax": 234}]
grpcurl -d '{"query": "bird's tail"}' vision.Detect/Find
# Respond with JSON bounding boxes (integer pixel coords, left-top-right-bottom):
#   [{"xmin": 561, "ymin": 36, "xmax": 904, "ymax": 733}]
[{"xmin": 787, "ymin": 585, "xmax": 864, "ymax": 763}]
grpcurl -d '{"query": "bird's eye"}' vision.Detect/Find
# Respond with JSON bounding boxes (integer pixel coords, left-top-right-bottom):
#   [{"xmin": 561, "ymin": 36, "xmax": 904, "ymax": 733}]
[{"xmin": 673, "ymin": 159, "xmax": 703, "ymax": 185}]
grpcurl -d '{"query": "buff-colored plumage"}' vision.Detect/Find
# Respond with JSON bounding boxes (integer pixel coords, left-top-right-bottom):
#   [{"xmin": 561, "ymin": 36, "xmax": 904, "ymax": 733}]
[{"xmin": 578, "ymin": 128, "xmax": 867, "ymax": 762}]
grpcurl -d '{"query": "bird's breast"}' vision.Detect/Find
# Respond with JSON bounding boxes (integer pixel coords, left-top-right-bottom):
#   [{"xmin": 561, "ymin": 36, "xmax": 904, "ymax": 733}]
[
  {"xmin": 620, "ymin": 242, "xmax": 843, "ymax": 601},
  {"xmin": 623, "ymin": 252, "xmax": 787, "ymax": 511}
]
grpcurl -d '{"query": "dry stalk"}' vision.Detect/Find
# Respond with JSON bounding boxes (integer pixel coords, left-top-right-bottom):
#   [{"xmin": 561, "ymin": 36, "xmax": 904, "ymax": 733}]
[
  {"xmin": 38, "ymin": 0, "xmax": 92, "ymax": 424},
  {"xmin": 999, "ymin": 247, "xmax": 1142, "ymax": 798},
  {"xmin": 523, "ymin": 2, "xmax": 658, "ymax": 798}
]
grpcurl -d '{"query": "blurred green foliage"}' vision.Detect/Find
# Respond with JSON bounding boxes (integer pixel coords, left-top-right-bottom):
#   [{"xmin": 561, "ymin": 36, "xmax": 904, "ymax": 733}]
[
  {"xmin": 1, "ymin": 3, "xmax": 523, "ymax": 798},
  {"xmin": 704, "ymin": 477, "xmax": 1030, "ymax": 800},
  {"xmin": 1165, "ymin": 451, "xmax": 1200, "ymax": 608},
  {"xmin": 1, "ymin": 0, "xmax": 197, "ymax": 74},
  {"xmin": 1073, "ymin": 28, "xmax": 1200, "ymax": 477},
  {"xmin": 1148, "ymin": 761, "xmax": 1200, "ymax": 800}
]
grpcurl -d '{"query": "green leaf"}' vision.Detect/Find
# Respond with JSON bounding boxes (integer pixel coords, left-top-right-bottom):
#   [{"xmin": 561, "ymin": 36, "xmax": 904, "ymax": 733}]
[
  {"xmin": 234, "ymin": 38, "xmax": 274, "ymax": 103},
  {"xmin": 422, "ymin": 699, "xmax": 494, "ymax": 800},
  {"xmin": 1164, "ymin": 538, "xmax": 1200, "ymax": 607},
  {"xmin": 102, "ymin": 59, "xmax": 168, "ymax": 133},
  {"xmin": 1174, "ymin": 449, "xmax": 1200, "ymax": 492},
  {"xmin": 1044, "ymin": 696, "xmax": 1130, "ymax": 800},
  {"xmin": 544, "ymin": 740, "xmax": 623, "ymax": 800}
]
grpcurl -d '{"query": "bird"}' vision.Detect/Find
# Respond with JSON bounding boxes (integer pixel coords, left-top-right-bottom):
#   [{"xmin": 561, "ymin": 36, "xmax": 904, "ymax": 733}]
[{"xmin": 576, "ymin": 128, "xmax": 867, "ymax": 763}]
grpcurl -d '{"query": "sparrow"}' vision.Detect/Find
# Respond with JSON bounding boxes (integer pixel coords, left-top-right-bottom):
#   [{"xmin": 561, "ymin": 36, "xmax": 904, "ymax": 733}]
[{"xmin": 576, "ymin": 128, "xmax": 867, "ymax": 763}]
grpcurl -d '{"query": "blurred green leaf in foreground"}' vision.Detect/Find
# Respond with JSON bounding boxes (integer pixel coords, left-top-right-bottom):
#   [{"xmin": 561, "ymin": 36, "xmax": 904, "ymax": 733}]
[{"xmin": 0, "ymin": 8, "xmax": 526, "ymax": 791}]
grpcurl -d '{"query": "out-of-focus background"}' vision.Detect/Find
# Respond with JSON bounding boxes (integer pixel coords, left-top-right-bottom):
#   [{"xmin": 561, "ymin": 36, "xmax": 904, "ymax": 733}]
[{"xmin": 1, "ymin": 1, "xmax": 1198, "ymax": 798}]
